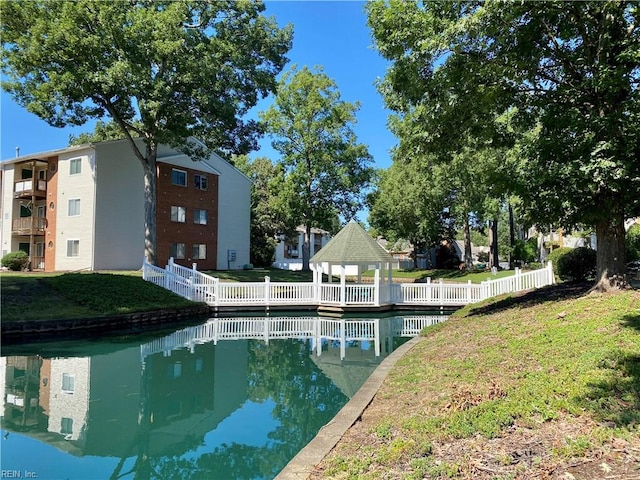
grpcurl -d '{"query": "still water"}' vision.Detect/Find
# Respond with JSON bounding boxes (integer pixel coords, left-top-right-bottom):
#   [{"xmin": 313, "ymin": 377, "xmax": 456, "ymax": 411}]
[{"xmin": 0, "ymin": 314, "xmax": 445, "ymax": 480}]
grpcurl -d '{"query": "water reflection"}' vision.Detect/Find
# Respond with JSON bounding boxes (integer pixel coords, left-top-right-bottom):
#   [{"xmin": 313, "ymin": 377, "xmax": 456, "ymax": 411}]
[{"xmin": 0, "ymin": 314, "xmax": 445, "ymax": 480}]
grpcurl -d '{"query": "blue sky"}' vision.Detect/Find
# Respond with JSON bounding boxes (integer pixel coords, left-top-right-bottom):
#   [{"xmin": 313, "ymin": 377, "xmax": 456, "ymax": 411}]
[{"xmin": 0, "ymin": 1, "xmax": 396, "ymax": 174}]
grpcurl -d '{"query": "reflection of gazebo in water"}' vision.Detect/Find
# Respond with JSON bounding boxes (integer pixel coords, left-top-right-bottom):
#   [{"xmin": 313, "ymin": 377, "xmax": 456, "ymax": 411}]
[{"xmin": 310, "ymin": 220, "xmax": 396, "ymax": 312}]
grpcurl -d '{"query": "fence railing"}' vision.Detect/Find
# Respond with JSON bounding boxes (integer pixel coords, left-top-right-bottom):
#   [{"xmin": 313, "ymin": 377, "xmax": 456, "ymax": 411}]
[
  {"xmin": 142, "ymin": 258, "xmax": 555, "ymax": 308},
  {"xmin": 140, "ymin": 316, "xmax": 386, "ymax": 360}
]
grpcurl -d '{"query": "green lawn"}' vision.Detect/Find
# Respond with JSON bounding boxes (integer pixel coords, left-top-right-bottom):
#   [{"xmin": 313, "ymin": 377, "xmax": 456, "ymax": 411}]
[
  {"xmin": 319, "ymin": 285, "xmax": 640, "ymax": 478},
  {"xmin": 1, "ymin": 271, "xmax": 197, "ymax": 322},
  {"xmin": 359, "ymin": 268, "xmax": 516, "ymax": 284}
]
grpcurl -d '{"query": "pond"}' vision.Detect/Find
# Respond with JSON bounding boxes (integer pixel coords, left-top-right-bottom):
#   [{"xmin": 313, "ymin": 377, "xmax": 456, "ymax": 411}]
[{"xmin": 0, "ymin": 314, "xmax": 446, "ymax": 480}]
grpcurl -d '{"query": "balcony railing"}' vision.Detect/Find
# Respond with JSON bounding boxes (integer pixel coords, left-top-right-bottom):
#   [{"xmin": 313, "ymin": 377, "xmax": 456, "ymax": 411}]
[
  {"xmin": 14, "ymin": 179, "xmax": 47, "ymax": 198},
  {"xmin": 12, "ymin": 217, "xmax": 46, "ymax": 235}
]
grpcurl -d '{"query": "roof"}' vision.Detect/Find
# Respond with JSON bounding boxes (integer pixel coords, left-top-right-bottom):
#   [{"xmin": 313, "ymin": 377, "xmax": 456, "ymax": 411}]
[
  {"xmin": 295, "ymin": 225, "xmax": 331, "ymax": 235},
  {"xmin": 310, "ymin": 220, "xmax": 394, "ymax": 264}
]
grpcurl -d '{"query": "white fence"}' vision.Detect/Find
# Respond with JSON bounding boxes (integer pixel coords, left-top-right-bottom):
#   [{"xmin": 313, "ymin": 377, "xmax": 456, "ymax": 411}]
[
  {"xmin": 142, "ymin": 258, "xmax": 555, "ymax": 308},
  {"xmin": 139, "ymin": 315, "xmax": 448, "ymax": 361}
]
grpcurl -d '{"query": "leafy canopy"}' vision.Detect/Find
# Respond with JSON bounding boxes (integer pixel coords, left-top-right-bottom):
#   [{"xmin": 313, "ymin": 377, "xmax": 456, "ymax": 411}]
[{"xmin": 2, "ymin": 0, "xmax": 293, "ymax": 159}]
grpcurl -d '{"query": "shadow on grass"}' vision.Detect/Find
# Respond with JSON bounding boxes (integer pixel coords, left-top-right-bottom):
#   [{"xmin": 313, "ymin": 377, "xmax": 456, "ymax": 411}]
[
  {"xmin": 580, "ymin": 353, "xmax": 640, "ymax": 428},
  {"xmin": 578, "ymin": 313, "xmax": 640, "ymax": 428},
  {"xmin": 462, "ymin": 281, "xmax": 592, "ymax": 318}
]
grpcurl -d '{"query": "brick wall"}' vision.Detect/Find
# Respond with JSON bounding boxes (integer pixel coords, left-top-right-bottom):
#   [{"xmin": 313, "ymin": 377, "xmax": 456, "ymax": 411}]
[{"xmin": 156, "ymin": 162, "xmax": 219, "ymax": 270}]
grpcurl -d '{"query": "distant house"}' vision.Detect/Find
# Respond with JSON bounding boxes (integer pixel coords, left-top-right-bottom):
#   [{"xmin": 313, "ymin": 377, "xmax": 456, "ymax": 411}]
[
  {"xmin": 272, "ymin": 225, "xmax": 331, "ymax": 271},
  {"xmin": 0, "ymin": 139, "xmax": 250, "ymax": 271}
]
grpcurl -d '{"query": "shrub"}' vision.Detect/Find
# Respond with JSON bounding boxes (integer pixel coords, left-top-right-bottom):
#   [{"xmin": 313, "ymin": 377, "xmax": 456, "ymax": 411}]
[
  {"xmin": 556, "ymin": 247, "xmax": 597, "ymax": 281},
  {"xmin": 546, "ymin": 247, "xmax": 573, "ymax": 277},
  {"xmin": 513, "ymin": 238, "xmax": 538, "ymax": 263},
  {"xmin": 1, "ymin": 251, "xmax": 29, "ymax": 271},
  {"xmin": 477, "ymin": 251, "xmax": 490, "ymax": 263},
  {"xmin": 626, "ymin": 223, "xmax": 640, "ymax": 262}
]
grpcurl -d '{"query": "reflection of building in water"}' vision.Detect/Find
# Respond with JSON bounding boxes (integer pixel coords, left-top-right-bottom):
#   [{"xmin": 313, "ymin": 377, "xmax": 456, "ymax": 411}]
[
  {"xmin": 0, "ymin": 342, "xmax": 248, "ymax": 461},
  {"xmin": 1, "ymin": 356, "xmax": 42, "ymax": 432},
  {"xmin": 48, "ymin": 357, "xmax": 90, "ymax": 441},
  {"xmin": 0, "ymin": 315, "xmax": 445, "ymax": 465}
]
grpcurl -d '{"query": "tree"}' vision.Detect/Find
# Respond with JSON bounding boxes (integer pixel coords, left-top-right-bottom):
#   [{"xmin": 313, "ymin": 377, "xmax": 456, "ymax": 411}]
[
  {"xmin": 260, "ymin": 65, "xmax": 375, "ymax": 270},
  {"xmin": 367, "ymin": 0, "xmax": 640, "ymax": 289},
  {"xmin": 1, "ymin": 0, "xmax": 292, "ymax": 264},
  {"xmin": 233, "ymin": 155, "xmax": 296, "ymax": 267},
  {"xmin": 368, "ymin": 156, "xmax": 454, "ymax": 269},
  {"xmin": 68, "ymin": 119, "xmax": 141, "ymax": 145}
]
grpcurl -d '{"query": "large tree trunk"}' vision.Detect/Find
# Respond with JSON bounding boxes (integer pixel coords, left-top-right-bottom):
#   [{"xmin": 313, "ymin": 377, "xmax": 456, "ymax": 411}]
[
  {"xmin": 142, "ymin": 153, "xmax": 157, "ymax": 265},
  {"xmin": 302, "ymin": 224, "xmax": 311, "ymax": 271},
  {"xmin": 592, "ymin": 211, "xmax": 627, "ymax": 291},
  {"xmin": 462, "ymin": 213, "xmax": 473, "ymax": 269},
  {"xmin": 489, "ymin": 219, "xmax": 499, "ymax": 269}
]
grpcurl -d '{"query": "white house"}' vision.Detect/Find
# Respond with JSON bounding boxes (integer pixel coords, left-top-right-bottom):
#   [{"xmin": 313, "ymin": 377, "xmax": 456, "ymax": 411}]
[
  {"xmin": 0, "ymin": 139, "xmax": 251, "ymax": 271},
  {"xmin": 272, "ymin": 225, "xmax": 331, "ymax": 271}
]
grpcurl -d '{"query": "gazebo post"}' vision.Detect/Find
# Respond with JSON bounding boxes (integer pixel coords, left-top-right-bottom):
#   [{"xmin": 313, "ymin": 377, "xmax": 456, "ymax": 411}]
[
  {"xmin": 374, "ymin": 262, "xmax": 380, "ymax": 306},
  {"xmin": 340, "ymin": 264, "xmax": 346, "ymax": 305}
]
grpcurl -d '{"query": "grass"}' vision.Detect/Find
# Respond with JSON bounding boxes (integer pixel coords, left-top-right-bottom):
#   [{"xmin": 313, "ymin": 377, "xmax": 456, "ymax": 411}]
[
  {"xmin": 1, "ymin": 271, "xmax": 198, "ymax": 322},
  {"xmin": 317, "ymin": 284, "xmax": 640, "ymax": 479},
  {"xmin": 359, "ymin": 267, "xmax": 517, "ymax": 283}
]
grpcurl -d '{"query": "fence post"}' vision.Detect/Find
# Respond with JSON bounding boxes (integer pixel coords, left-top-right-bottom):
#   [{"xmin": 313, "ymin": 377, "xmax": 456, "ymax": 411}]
[
  {"xmin": 467, "ymin": 280, "xmax": 472, "ymax": 304},
  {"xmin": 265, "ymin": 276, "xmax": 271, "ymax": 306},
  {"xmin": 439, "ymin": 278, "xmax": 444, "ymax": 306},
  {"xmin": 547, "ymin": 261, "xmax": 554, "ymax": 285},
  {"xmin": 213, "ymin": 277, "xmax": 219, "ymax": 307},
  {"xmin": 515, "ymin": 267, "xmax": 521, "ymax": 291},
  {"xmin": 426, "ymin": 277, "xmax": 432, "ymax": 303}
]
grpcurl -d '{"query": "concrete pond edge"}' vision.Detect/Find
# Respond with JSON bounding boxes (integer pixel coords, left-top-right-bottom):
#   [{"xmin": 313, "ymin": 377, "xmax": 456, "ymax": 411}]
[{"xmin": 275, "ymin": 335, "xmax": 424, "ymax": 479}]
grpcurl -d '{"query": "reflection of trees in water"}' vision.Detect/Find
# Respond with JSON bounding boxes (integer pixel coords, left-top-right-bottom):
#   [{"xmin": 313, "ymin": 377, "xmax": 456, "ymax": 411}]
[{"xmin": 112, "ymin": 338, "xmax": 348, "ymax": 480}]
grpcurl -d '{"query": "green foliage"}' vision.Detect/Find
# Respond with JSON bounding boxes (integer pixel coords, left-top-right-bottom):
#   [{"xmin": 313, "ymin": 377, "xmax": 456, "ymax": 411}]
[
  {"xmin": 368, "ymin": 157, "xmax": 454, "ymax": 261},
  {"xmin": 626, "ymin": 224, "xmax": 640, "ymax": 262},
  {"xmin": 69, "ymin": 119, "xmax": 141, "ymax": 145},
  {"xmin": 1, "ymin": 0, "xmax": 292, "ymax": 263},
  {"xmin": 1, "ymin": 251, "xmax": 29, "ymax": 271},
  {"xmin": 233, "ymin": 155, "xmax": 294, "ymax": 267},
  {"xmin": 513, "ymin": 238, "xmax": 538, "ymax": 263},
  {"xmin": 557, "ymin": 247, "xmax": 597, "ymax": 282},
  {"xmin": 260, "ymin": 65, "xmax": 374, "ymax": 269},
  {"xmin": 366, "ymin": 0, "xmax": 640, "ymax": 283},
  {"xmin": 546, "ymin": 247, "xmax": 573, "ymax": 277}
]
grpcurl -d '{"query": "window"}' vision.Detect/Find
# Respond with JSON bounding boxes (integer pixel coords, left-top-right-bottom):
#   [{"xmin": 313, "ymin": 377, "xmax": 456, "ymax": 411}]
[
  {"xmin": 168, "ymin": 362, "xmax": 182, "ymax": 379},
  {"xmin": 170, "ymin": 243, "xmax": 186, "ymax": 260},
  {"xmin": 192, "ymin": 244, "xmax": 206, "ymax": 260},
  {"xmin": 70, "ymin": 158, "xmax": 81, "ymax": 175},
  {"xmin": 68, "ymin": 198, "xmax": 81, "ymax": 216},
  {"xmin": 194, "ymin": 174, "xmax": 208, "ymax": 190},
  {"xmin": 67, "ymin": 240, "xmax": 80, "ymax": 257},
  {"xmin": 171, "ymin": 206, "xmax": 186, "ymax": 223},
  {"xmin": 172, "ymin": 169, "xmax": 187, "ymax": 186},
  {"xmin": 194, "ymin": 209, "xmax": 207, "ymax": 225},
  {"xmin": 62, "ymin": 373, "xmax": 75, "ymax": 393},
  {"xmin": 61, "ymin": 417, "xmax": 74, "ymax": 435},
  {"xmin": 195, "ymin": 358, "xmax": 204, "ymax": 373}
]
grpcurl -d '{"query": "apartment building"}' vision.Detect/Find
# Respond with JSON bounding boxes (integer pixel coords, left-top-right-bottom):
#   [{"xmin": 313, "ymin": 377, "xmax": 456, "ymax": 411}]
[{"xmin": 0, "ymin": 139, "xmax": 250, "ymax": 271}]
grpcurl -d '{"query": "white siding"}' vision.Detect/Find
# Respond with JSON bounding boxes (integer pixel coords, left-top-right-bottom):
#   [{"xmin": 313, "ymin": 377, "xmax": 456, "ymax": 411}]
[
  {"xmin": 48, "ymin": 358, "xmax": 91, "ymax": 441},
  {"xmin": 93, "ymin": 141, "xmax": 145, "ymax": 270},
  {"xmin": 55, "ymin": 148, "xmax": 96, "ymax": 270},
  {"xmin": 0, "ymin": 164, "xmax": 15, "ymax": 257},
  {"xmin": 215, "ymin": 155, "xmax": 250, "ymax": 269}
]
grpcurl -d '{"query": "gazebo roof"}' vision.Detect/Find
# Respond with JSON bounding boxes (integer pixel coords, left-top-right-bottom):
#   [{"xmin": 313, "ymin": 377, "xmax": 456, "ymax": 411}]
[{"xmin": 310, "ymin": 220, "xmax": 394, "ymax": 264}]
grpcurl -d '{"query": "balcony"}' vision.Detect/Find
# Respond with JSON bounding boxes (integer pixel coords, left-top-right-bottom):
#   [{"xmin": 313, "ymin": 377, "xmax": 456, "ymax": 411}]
[
  {"xmin": 14, "ymin": 179, "xmax": 47, "ymax": 199},
  {"xmin": 12, "ymin": 217, "xmax": 46, "ymax": 235}
]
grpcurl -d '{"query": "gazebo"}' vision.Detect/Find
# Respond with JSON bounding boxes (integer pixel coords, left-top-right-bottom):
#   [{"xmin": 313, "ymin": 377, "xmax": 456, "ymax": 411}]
[{"xmin": 310, "ymin": 220, "xmax": 396, "ymax": 308}]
